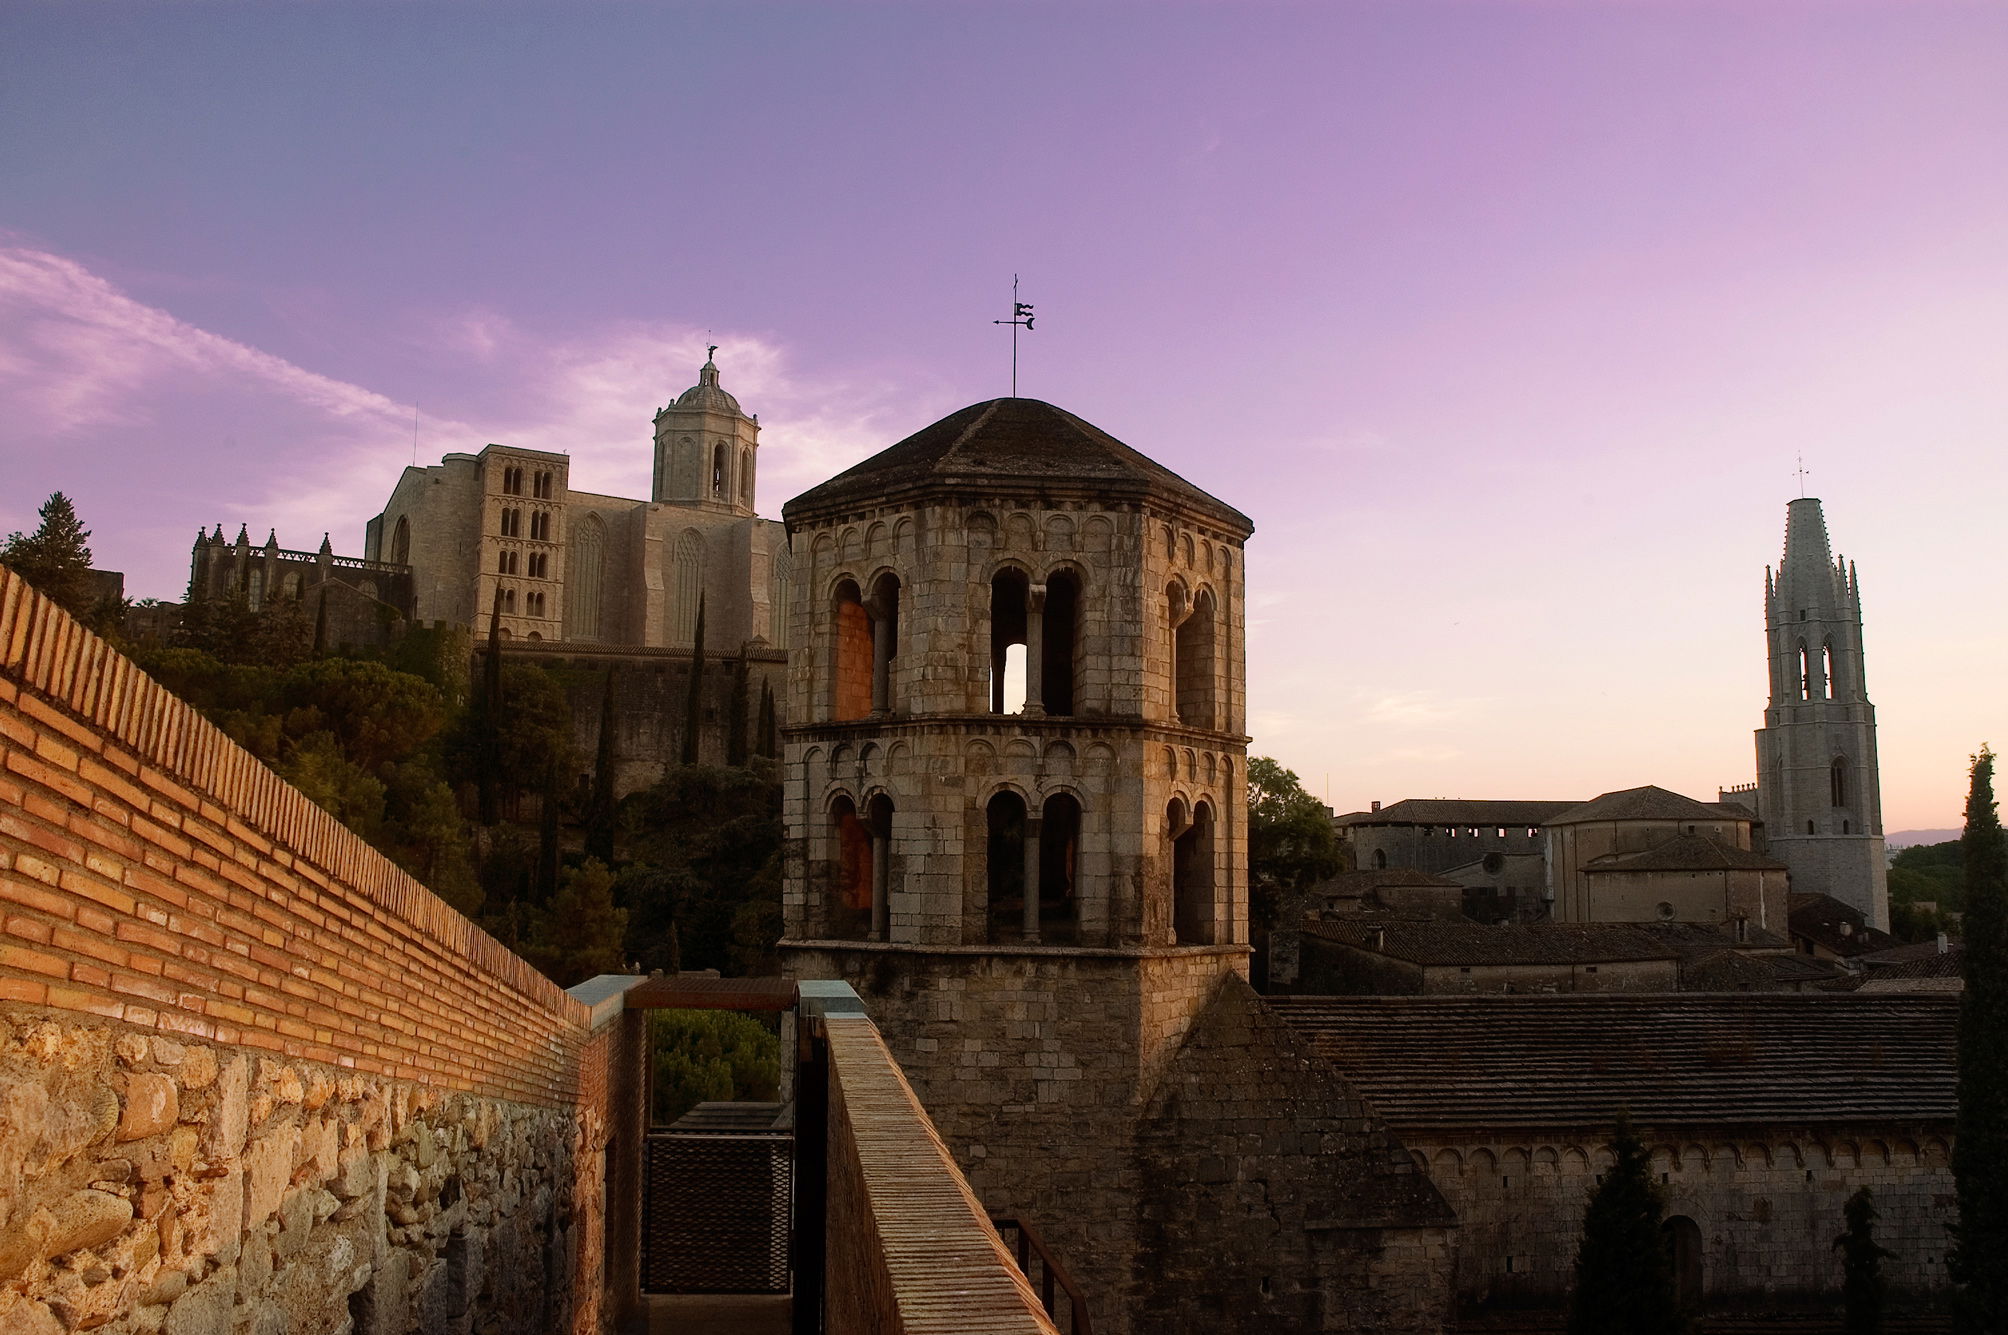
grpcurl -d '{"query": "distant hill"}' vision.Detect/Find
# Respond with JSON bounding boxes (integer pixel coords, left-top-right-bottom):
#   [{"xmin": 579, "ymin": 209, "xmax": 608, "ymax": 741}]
[{"xmin": 1888, "ymin": 829, "xmax": 1960, "ymax": 849}]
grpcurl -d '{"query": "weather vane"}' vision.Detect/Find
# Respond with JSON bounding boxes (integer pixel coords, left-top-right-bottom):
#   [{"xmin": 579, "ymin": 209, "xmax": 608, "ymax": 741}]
[
  {"xmin": 992, "ymin": 275, "xmax": 1035, "ymax": 397},
  {"xmin": 1795, "ymin": 453, "xmax": 1811, "ymax": 498}
]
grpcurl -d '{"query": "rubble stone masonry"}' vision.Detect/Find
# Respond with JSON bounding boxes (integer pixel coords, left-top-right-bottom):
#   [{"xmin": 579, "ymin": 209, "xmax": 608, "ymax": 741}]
[{"xmin": 0, "ymin": 569, "xmax": 623, "ymax": 1334}]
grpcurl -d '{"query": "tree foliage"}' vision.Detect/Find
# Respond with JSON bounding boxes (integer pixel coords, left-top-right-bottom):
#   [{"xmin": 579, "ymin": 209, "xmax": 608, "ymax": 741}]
[
  {"xmin": 1836, "ymin": 1186, "xmax": 1891, "ymax": 1335},
  {"xmin": 2, "ymin": 492, "xmax": 114, "ymax": 629},
  {"xmin": 519, "ymin": 859, "xmax": 629, "ymax": 988},
  {"xmin": 1569, "ymin": 1119, "xmax": 1686, "ymax": 1335},
  {"xmin": 648, "ymin": 1009, "xmax": 781, "ymax": 1127},
  {"xmin": 1952, "ymin": 746, "xmax": 2008, "ymax": 1332},
  {"xmin": 617, "ymin": 761, "xmax": 783, "ymax": 976},
  {"xmin": 1246, "ymin": 757, "xmax": 1342, "ymax": 933}
]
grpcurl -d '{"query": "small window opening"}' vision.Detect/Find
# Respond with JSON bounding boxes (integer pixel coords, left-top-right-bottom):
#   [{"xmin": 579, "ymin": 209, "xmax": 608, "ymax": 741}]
[
  {"xmin": 990, "ymin": 568, "xmax": 1030, "ymax": 714},
  {"xmin": 1172, "ymin": 587, "xmax": 1219, "ymax": 729},
  {"xmin": 831, "ymin": 580, "xmax": 872, "ymax": 721},
  {"xmin": 1171, "ymin": 798, "xmax": 1217, "ymax": 945},
  {"xmin": 829, "ymin": 796, "xmax": 872, "ymax": 938},
  {"xmin": 986, "ymin": 791, "xmax": 1029, "ymax": 942},
  {"xmin": 1372, "ymin": 848, "xmax": 1387, "ymax": 870},
  {"xmin": 1041, "ymin": 568, "xmax": 1081, "ymax": 716},
  {"xmin": 866, "ymin": 572, "xmax": 901, "ymax": 714},
  {"xmin": 1822, "ymin": 640, "xmax": 1837, "ymax": 699},
  {"xmin": 712, "ymin": 442, "xmax": 727, "ymax": 498},
  {"xmin": 1830, "ymin": 757, "xmax": 1848, "ymax": 808}
]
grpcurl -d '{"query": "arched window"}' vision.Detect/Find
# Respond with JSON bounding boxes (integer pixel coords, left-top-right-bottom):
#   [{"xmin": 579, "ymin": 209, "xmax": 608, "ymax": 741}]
[
  {"xmin": 829, "ymin": 796, "xmax": 872, "ymax": 939},
  {"xmin": 1038, "ymin": 793, "xmax": 1082, "ymax": 944},
  {"xmin": 1373, "ymin": 848, "xmax": 1388, "ymax": 871},
  {"xmin": 672, "ymin": 531, "xmax": 704, "ymax": 643},
  {"xmin": 1174, "ymin": 588, "xmax": 1219, "ymax": 729},
  {"xmin": 501, "ymin": 587, "xmax": 517, "ymax": 614},
  {"xmin": 1662, "ymin": 1216, "xmax": 1703, "ymax": 1309},
  {"xmin": 534, "ymin": 471, "xmax": 552, "ymax": 499},
  {"xmin": 712, "ymin": 442, "xmax": 727, "ymax": 498},
  {"xmin": 1822, "ymin": 640, "xmax": 1838, "ymax": 699},
  {"xmin": 1797, "ymin": 641, "xmax": 1814, "ymax": 700},
  {"xmin": 990, "ymin": 568, "xmax": 1030, "ymax": 714},
  {"xmin": 868, "ymin": 571, "xmax": 901, "ymax": 713},
  {"xmin": 1807, "ymin": 820, "xmax": 1817, "ymax": 835},
  {"xmin": 866, "ymin": 794, "xmax": 895, "ymax": 940},
  {"xmin": 831, "ymin": 580, "xmax": 872, "ymax": 720},
  {"xmin": 569, "ymin": 516, "xmax": 605, "ymax": 642},
  {"xmin": 1041, "ymin": 568, "xmax": 1081, "ymax": 716},
  {"xmin": 390, "ymin": 515, "xmax": 410, "ymax": 566},
  {"xmin": 501, "ymin": 508, "xmax": 521, "ymax": 538},
  {"xmin": 986, "ymin": 791, "xmax": 1029, "ymax": 943},
  {"xmin": 1831, "ymin": 757, "xmax": 1848, "ymax": 808},
  {"xmin": 739, "ymin": 448, "xmax": 754, "ymax": 505},
  {"xmin": 530, "ymin": 511, "xmax": 550, "ymax": 541},
  {"xmin": 1171, "ymin": 798, "xmax": 1216, "ymax": 945}
]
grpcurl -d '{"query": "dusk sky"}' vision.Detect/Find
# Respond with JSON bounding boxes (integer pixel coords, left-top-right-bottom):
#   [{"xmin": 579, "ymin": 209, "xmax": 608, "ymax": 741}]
[{"xmin": 2, "ymin": 2, "xmax": 2003, "ymax": 833}]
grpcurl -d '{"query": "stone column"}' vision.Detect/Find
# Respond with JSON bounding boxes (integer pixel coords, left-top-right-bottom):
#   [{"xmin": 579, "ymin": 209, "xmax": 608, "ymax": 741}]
[
  {"xmin": 1022, "ymin": 584, "xmax": 1047, "ymax": 716},
  {"xmin": 869, "ymin": 599, "xmax": 894, "ymax": 714},
  {"xmin": 871, "ymin": 828, "xmax": 890, "ymax": 941},
  {"xmin": 1022, "ymin": 814, "xmax": 1043, "ymax": 942}
]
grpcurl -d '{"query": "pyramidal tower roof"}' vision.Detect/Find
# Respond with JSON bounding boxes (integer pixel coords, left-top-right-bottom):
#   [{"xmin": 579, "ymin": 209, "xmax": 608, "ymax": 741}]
[
  {"xmin": 784, "ymin": 397, "xmax": 1252, "ymax": 532},
  {"xmin": 1773, "ymin": 496, "xmax": 1850, "ymax": 611}
]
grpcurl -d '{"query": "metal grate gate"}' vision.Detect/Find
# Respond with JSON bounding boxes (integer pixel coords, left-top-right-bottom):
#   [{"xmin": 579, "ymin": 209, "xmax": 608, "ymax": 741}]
[{"xmin": 641, "ymin": 1131, "xmax": 792, "ymax": 1294}]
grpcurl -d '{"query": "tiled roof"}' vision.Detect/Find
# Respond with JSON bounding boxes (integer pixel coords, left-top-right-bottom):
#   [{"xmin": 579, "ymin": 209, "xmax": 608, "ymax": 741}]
[
  {"xmin": 1310, "ymin": 868, "xmax": 1462, "ymax": 897},
  {"xmin": 1301, "ymin": 919, "xmax": 1678, "ymax": 966},
  {"xmin": 1269, "ymin": 993, "xmax": 1957, "ymax": 1133},
  {"xmin": 1788, "ymin": 892, "xmax": 1899, "ymax": 958},
  {"xmin": 1334, "ymin": 799, "xmax": 1578, "ymax": 828},
  {"xmin": 1861, "ymin": 949, "xmax": 1964, "ymax": 982},
  {"xmin": 1631, "ymin": 921, "xmax": 1792, "ymax": 956},
  {"xmin": 783, "ymin": 397, "xmax": 1252, "ymax": 530},
  {"xmin": 1545, "ymin": 786, "xmax": 1752, "ymax": 826},
  {"xmin": 1584, "ymin": 833, "xmax": 1788, "ymax": 874}
]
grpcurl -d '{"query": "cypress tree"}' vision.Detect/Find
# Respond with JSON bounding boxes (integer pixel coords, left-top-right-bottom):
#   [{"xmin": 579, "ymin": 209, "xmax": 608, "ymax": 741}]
[
  {"xmin": 1836, "ymin": 1186, "xmax": 1891, "ymax": 1335},
  {"xmin": 585, "ymin": 666, "xmax": 620, "ymax": 863},
  {"xmin": 475, "ymin": 586, "xmax": 504, "ymax": 825},
  {"xmin": 1952, "ymin": 746, "xmax": 2007, "ymax": 1332},
  {"xmin": 726, "ymin": 648, "xmax": 750, "ymax": 767},
  {"xmin": 680, "ymin": 594, "xmax": 706, "ymax": 766},
  {"xmin": 312, "ymin": 587, "xmax": 329, "ymax": 656},
  {"xmin": 1569, "ymin": 1117, "xmax": 1685, "ymax": 1335},
  {"xmin": 756, "ymin": 679, "xmax": 777, "ymax": 759}
]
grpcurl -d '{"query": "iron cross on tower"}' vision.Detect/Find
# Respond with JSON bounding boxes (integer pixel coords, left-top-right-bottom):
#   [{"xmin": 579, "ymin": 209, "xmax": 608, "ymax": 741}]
[
  {"xmin": 993, "ymin": 275, "xmax": 1035, "ymax": 397},
  {"xmin": 1796, "ymin": 453, "xmax": 1812, "ymax": 497}
]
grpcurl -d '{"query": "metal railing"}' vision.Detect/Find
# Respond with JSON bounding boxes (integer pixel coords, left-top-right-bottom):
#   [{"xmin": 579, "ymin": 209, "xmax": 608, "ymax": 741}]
[{"xmin": 991, "ymin": 1215, "xmax": 1091, "ymax": 1334}]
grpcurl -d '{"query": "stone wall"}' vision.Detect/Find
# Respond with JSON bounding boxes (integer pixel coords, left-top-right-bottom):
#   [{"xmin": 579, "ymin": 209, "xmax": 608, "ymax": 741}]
[
  {"xmin": 0, "ymin": 569, "xmax": 630, "ymax": 1334},
  {"xmin": 819, "ymin": 1012, "xmax": 1057, "ymax": 1335},
  {"xmin": 1414, "ymin": 1129, "xmax": 1954, "ymax": 1316}
]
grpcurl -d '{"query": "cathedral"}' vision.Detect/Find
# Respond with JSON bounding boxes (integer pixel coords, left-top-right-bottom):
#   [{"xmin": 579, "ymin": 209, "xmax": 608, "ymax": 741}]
[{"xmin": 362, "ymin": 353, "xmax": 790, "ymax": 654}]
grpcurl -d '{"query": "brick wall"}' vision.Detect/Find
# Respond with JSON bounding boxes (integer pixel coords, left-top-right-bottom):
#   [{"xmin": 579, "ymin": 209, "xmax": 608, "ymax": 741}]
[
  {"xmin": 821, "ymin": 1012, "xmax": 1058, "ymax": 1335},
  {"xmin": 0, "ymin": 569, "xmax": 621, "ymax": 1333}
]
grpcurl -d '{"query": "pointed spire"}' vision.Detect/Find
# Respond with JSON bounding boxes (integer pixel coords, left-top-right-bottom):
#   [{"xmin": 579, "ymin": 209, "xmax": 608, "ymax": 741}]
[
  {"xmin": 234, "ymin": 523, "xmax": 250, "ymax": 549},
  {"xmin": 1776, "ymin": 497, "xmax": 1843, "ymax": 612},
  {"xmin": 319, "ymin": 532, "xmax": 333, "ymax": 554},
  {"xmin": 264, "ymin": 528, "xmax": 279, "ymax": 551}
]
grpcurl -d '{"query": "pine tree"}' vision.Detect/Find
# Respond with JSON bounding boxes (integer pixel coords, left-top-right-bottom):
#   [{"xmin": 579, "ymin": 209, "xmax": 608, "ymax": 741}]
[
  {"xmin": 1, "ymin": 492, "xmax": 99, "ymax": 620},
  {"xmin": 1836, "ymin": 1186, "xmax": 1891, "ymax": 1335},
  {"xmin": 1569, "ymin": 1118, "xmax": 1685, "ymax": 1335},
  {"xmin": 680, "ymin": 594, "xmax": 707, "ymax": 766},
  {"xmin": 1952, "ymin": 745, "xmax": 2008, "ymax": 1333}
]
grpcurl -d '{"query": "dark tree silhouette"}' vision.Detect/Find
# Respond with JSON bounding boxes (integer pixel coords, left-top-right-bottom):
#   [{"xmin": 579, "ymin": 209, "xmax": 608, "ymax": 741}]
[
  {"xmin": 1952, "ymin": 746, "xmax": 2007, "ymax": 1333},
  {"xmin": 1569, "ymin": 1118, "xmax": 1685, "ymax": 1335}
]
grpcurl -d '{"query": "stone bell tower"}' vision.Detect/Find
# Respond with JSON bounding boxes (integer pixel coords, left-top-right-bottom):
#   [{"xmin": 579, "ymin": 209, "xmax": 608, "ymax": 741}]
[
  {"xmin": 1753, "ymin": 496, "xmax": 1888, "ymax": 929},
  {"xmin": 651, "ymin": 349, "xmax": 759, "ymax": 516},
  {"xmin": 778, "ymin": 396, "xmax": 1254, "ymax": 1332}
]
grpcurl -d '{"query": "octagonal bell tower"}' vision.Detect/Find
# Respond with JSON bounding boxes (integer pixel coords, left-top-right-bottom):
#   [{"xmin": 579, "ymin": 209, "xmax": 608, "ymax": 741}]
[{"xmin": 779, "ymin": 397, "xmax": 1253, "ymax": 1333}]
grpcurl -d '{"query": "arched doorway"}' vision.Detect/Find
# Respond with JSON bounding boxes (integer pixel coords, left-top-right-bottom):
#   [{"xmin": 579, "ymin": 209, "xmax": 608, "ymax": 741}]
[{"xmin": 1662, "ymin": 1214, "xmax": 1703, "ymax": 1311}]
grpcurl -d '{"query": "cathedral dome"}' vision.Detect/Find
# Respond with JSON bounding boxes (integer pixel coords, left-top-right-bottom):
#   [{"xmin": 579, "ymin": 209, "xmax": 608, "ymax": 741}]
[
  {"xmin": 671, "ymin": 357, "xmax": 744, "ymax": 416},
  {"xmin": 784, "ymin": 397, "xmax": 1251, "ymax": 532}
]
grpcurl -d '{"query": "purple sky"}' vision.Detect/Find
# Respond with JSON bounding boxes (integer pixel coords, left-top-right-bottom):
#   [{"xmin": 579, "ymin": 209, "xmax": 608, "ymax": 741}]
[{"xmin": 3, "ymin": 2, "xmax": 2003, "ymax": 832}]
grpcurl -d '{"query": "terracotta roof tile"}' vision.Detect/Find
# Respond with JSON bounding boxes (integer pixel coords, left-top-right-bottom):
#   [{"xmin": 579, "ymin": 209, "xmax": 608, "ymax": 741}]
[{"xmin": 1270, "ymin": 993, "xmax": 1957, "ymax": 1133}]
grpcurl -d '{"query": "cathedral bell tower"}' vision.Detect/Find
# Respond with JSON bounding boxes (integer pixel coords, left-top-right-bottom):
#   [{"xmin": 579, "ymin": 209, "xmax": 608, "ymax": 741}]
[
  {"xmin": 778, "ymin": 396, "xmax": 1254, "ymax": 1332},
  {"xmin": 651, "ymin": 350, "xmax": 759, "ymax": 516},
  {"xmin": 1753, "ymin": 496, "xmax": 1889, "ymax": 929}
]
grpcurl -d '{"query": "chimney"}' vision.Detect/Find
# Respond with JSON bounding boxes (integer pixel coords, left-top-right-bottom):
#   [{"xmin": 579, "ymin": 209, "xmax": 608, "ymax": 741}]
[
  {"xmin": 1368, "ymin": 926, "xmax": 1385, "ymax": 951},
  {"xmin": 1937, "ymin": 931, "xmax": 1949, "ymax": 955},
  {"xmin": 1370, "ymin": 800, "xmax": 1382, "ymax": 813}
]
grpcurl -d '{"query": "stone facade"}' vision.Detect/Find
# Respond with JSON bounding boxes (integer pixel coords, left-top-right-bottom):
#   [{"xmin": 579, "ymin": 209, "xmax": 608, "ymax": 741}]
[
  {"xmin": 364, "ymin": 357, "xmax": 788, "ymax": 655},
  {"xmin": 1745, "ymin": 496, "xmax": 1889, "ymax": 929},
  {"xmin": 778, "ymin": 398, "xmax": 1452, "ymax": 1334},
  {"xmin": 0, "ymin": 1013, "xmax": 589, "ymax": 1335},
  {"xmin": 1411, "ymin": 1129, "xmax": 1953, "ymax": 1313},
  {"xmin": 186, "ymin": 526, "xmax": 416, "ymax": 652}
]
